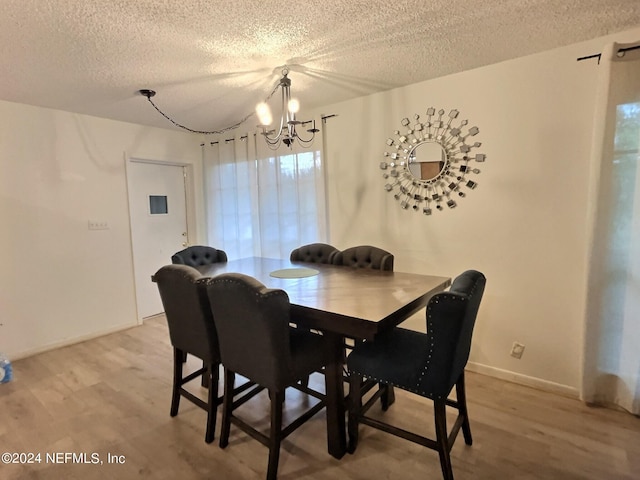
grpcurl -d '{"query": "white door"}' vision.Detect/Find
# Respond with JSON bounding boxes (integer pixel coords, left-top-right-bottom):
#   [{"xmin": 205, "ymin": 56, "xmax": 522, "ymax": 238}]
[{"xmin": 127, "ymin": 161, "xmax": 189, "ymax": 320}]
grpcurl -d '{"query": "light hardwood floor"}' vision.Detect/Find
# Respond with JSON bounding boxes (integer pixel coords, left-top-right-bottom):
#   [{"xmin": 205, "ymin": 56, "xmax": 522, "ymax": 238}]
[{"xmin": 1, "ymin": 316, "xmax": 639, "ymax": 479}]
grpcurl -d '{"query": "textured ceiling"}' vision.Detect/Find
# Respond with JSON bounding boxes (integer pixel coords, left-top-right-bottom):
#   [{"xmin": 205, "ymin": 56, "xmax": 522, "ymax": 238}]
[{"xmin": 1, "ymin": 0, "xmax": 640, "ymax": 134}]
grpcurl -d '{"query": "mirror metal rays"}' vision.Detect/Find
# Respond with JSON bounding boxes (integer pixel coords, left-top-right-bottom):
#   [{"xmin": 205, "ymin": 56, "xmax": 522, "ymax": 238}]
[{"xmin": 380, "ymin": 108, "xmax": 486, "ymax": 215}]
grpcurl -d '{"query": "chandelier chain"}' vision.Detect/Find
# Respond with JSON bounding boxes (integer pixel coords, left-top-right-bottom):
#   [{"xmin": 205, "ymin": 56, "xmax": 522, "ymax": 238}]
[{"xmin": 143, "ymin": 81, "xmax": 282, "ymax": 135}]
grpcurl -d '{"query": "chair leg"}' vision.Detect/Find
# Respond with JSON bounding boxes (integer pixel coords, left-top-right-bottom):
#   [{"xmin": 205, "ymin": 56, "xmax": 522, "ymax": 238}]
[
  {"xmin": 455, "ymin": 372, "xmax": 472, "ymax": 445},
  {"xmin": 170, "ymin": 347, "xmax": 183, "ymax": 417},
  {"xmin": 201, "ymin": 360, "xmax": 209, "ymax": 388},
  {"xmin": 204, "ymin": 362, "xmax": 219, "ymax": 444},
  {"xmin": 434, "ymin": 399, "xmax": 454, "ymax": 480},
  {"xmin": 380, "ymin": 384, "xmax": 395, "ymax": 411},
  {"xmin": 219, "ymin": 369, "xmax": 235, "ymax": 449},
  {"xmin": 347, "ymin": 372, "xmax": 362, "ymax": 454},
  {"xmin": 267, "ymin": 389, "xmax": 284, "ymax": 480}
]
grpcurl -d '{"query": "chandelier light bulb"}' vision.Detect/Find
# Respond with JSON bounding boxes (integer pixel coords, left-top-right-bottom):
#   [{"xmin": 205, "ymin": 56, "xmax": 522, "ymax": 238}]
[
  {"xmin": 256, "ymin": 102, "xmax": 273, "ymax": 126},
  {"xmin": 288, "ymin": 98, "xmax": 300, "ymax": 114}
]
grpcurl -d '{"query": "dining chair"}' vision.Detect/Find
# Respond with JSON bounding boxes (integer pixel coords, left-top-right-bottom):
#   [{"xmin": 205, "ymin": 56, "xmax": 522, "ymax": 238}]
[
  {"xmin": 333, "ymin": 245, "xmax": 395, "ymax": 406},
  {"xmin": 290, "ymin": 242, "xmax": 339, "ymax": 264},
  {"xmin": 171, "ymin": 245, "xmax": 227, "ymax": 367},
  {"xmin": 152, "ymin": 264, "xmax": 254, "ymax": 443},
  {"xmin": 205, "ymin": 273, "xmax": 328, "ymax": 480},
  {"xmin": 332, "ymin": 245, "xmax": 394, "ymax": 271},
  {"xmin": 171, "ymin": 245, "xmax": 228, "ymax": 267},
  {"xmin": 346, "ymin": 269, "xmax": 486, "ymax": 480},
  {"xmin": 289, "ymin": 242, "xmax": 340, "ymax": 380}
]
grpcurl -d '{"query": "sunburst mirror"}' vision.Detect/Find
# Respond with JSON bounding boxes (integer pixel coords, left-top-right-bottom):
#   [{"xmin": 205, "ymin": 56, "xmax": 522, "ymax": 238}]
[{"xmin": 380, "ymin": 107, "xmax": 486, "ymax": 215}]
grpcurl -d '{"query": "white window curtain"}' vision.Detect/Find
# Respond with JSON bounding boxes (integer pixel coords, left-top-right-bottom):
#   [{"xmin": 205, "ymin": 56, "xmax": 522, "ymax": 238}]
[
  {"xmin": 582, "ymin": 41, "xmax": 640, "ymax": 415},
  {"xmin": 203, "ymin": 126, "xmax": 328, "ymax": 260}
]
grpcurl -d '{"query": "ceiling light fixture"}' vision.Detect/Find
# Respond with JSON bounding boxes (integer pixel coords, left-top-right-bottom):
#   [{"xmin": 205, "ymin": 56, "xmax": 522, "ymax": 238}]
[
  {"xmin": 138, "ymin": 66, "xmax": 323, "ymax": 149},
  {"xmin": 255, "ymin": 67, "xmax": 318, "ymax": 149}
]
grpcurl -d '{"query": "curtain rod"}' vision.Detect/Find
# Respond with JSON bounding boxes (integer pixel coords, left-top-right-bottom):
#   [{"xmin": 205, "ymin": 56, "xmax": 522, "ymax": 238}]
[
  {"xmin": 577, "ymin": 44, "xmax": 640, "ymax": 63},
  {"xmin": 201, "ymin": 113, "xmax": 338, "ymax": 145}
]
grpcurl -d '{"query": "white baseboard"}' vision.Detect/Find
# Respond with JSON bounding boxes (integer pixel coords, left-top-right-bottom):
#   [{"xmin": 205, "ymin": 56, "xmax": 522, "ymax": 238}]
[
  {"xmin": 466, "ymin": 361, "xmax": 579, "ymax": 399},
  {"xmin": 10, "ymin": 322, "xmax": 138, "ymax": 361},
  {"xmin": 142, "ymin": 312, "xmax": 166, "ymax": 323}
]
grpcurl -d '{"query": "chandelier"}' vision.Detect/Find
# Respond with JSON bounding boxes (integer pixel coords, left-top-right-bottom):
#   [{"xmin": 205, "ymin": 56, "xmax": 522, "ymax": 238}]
[
  {"xmin": 138, "ymin": 66, "xmax": 320, "ymax": 149},
  {"xmin": 256, "ymin": 67, "xmax": 318, "ymax": 149}
]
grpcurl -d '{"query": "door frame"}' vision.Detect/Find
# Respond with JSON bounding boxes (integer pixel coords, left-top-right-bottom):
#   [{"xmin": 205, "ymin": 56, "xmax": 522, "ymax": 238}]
[{"xmin": 125, "ymin": 154, "xmax": 198, "ymax": 323}]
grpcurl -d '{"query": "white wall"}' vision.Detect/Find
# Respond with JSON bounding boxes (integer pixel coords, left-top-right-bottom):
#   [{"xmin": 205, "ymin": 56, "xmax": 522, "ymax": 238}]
[
  {"xmin": 0, "ymin": 101, "xmax": 203, "ymax": 359},
  {"xmin": 320, "ymin": 26, "xmax": 640, "ymax": 396}
]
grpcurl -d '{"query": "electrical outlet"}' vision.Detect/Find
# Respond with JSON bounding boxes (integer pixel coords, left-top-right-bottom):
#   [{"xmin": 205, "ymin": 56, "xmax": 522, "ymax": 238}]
[
  {"xmin": 510, "ymin": 342, "xmax": 525, "ymax": 359},
  {"xmin": 88, "ymin": 220, "xmax": 109, "ymax": 230}
]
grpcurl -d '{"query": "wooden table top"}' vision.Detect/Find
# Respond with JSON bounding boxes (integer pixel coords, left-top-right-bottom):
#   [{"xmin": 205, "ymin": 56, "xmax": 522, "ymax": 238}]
[{"xmin": 197, "ymin": 257, "xmax": 451, "ymax": 340}]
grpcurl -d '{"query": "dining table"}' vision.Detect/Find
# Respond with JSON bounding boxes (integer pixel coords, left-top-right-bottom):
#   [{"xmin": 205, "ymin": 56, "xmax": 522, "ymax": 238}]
[{"xmin": 196, "ymin": 256, "xmax": 451, "ymax": 459}]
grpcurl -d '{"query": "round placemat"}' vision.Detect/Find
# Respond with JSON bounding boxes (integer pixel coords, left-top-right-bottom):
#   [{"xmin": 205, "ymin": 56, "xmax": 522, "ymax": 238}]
[{"xmin": 270, "ymin": 267, "xmax": 320, "ymax": 279}]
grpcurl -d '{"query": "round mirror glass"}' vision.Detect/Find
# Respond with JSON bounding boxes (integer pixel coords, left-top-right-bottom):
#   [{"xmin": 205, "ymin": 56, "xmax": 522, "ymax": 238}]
[{"xmin": 407, "ymin": 141, "xmax": 447, "ymax": 181}]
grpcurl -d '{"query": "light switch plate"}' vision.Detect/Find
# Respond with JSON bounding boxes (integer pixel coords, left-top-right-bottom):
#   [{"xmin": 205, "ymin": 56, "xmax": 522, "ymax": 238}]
[{"xmin": 88, "ymin": 220, "xmax": 109, "ymax": 230}]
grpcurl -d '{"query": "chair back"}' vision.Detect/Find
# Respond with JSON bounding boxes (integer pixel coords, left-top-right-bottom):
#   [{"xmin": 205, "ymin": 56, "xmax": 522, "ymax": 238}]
[
  {"xmin": 290, "ymin": 243, "xmax": 339, "ymax": 264},
  {"xmin": 420, "ymin": 270, "xmax": 486, "ymax": 396},
  {"xmin": 171, "ymin": 245, "xmax": 228, "ymax": 268},
  {"xmin": 333, "ymin": 245, "xmax": 394, "ymax": 271},
  {"xmin": 152, "ymin": 264, "xmax": 219, "ymax": 363},
  {"xmin": 205, "ymin": 273, "xmax": 294, "ymax": 391}
]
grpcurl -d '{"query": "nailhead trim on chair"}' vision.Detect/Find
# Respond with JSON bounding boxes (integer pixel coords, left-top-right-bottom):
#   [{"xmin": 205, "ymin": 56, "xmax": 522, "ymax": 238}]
[{"xmin": 351, "ymin": 274, "xmax": 484, "ymax": 400}]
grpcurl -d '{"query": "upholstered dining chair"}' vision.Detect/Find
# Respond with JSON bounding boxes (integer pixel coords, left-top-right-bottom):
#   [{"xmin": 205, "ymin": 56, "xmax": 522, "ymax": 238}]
[
  {"xmin": 332, "ymin": 245, "xmax": 394, "ymax": 271},
  {"xmin": 171, "ymin": 245, "xmax": 227, "ymax": 367},
  {"xmin": 290, "ymin": 243, "xmax": 339, "ymax": 264},
  {"xmin": 333, "ymin": 245, "xmax": 395, "ymax": 405},
  {"xmin": 346, "ymin": 270, "xmax": 486, "ymax": 480},
  {"xmin": 152, "ymin": 264, "xmax": 221, "ymax": 443},
  {"xmin": 171, "ymin": 245, "xmax": 227, "ymax": 268},
  {"xmin": 152, "ymin": 265, "xmax": 254, "ymax": 443},
  {"xmin": 205, "ymin": 273, "xmax": 328, "ymax": 480}
]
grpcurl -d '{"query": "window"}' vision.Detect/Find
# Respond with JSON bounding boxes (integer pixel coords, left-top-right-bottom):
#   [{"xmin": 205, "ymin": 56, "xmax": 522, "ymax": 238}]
[
  {"xmin": 204, "ymin": 138, "xmax": 327, "ymax": 259},
  {"xmin": 149, "ymin": 195, "xmax": 168, "ymax": 215}
]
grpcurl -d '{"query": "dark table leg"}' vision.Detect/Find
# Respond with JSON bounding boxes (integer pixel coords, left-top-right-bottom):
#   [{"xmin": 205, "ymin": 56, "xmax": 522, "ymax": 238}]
[{"xmin": 323, "ymin": 331, "xmax": 347, "ymax": 459}]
